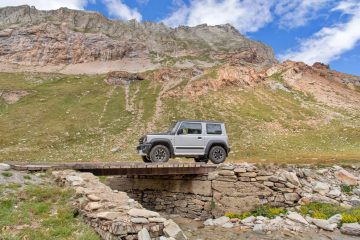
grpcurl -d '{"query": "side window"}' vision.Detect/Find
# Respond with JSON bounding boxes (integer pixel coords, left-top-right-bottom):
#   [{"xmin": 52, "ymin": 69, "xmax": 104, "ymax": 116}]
[
  {"xmin": 178, "ymin": 122, "xmax": 202, "ymax": 135},
  {"xmin": 206, "ymin": 124, "xmax": 222, "ymax": 135}
]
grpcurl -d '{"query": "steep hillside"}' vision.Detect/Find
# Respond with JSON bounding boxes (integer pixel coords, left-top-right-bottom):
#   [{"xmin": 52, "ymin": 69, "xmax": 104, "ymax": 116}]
[
  {"xmin": 1, "ymin": 62, "xmax": 359, "ymax": 164},
  {"xmin": 0, "ymin": 5, "xmax": 275, "ymax": 68}
]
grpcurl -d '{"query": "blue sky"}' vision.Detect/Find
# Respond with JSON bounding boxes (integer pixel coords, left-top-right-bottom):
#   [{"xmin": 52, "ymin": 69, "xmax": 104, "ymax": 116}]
[{"xmin": 2, "ymin": 0, "xmax": 360, "ymax": 76}]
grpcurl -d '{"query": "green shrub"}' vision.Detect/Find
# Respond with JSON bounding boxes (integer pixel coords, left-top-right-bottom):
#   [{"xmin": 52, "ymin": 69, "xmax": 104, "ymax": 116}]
[
  {"xmin": 342, "ymin": 214, "xmax": 358, "ymax": 223},
  {"xmin": 340, "ymin": 184, "xmax": 354, "ymax": 194},
  {"xmin": 23, "ymin": 175, "xmax": 31, "ymax": 180}
]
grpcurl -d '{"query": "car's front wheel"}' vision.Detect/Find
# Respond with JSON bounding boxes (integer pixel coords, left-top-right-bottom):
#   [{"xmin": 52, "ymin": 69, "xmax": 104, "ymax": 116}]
[
  {"xmin": 149, "ymin": 145, "xmax": 170, "ymax": 163},
  {"xmin": 209, "ymin": 146, "xmax": 226, "ymax": 164}
]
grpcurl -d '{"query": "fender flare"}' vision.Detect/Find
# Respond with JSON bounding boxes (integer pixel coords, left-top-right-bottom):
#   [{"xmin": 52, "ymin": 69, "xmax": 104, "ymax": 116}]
[
  {"xmin": 205, "ymin": 140, "xmax": 229, "ymax": 157},
  {"xmin": 149, "ymin": 138, "xmax": 175, "ymax": 156}
]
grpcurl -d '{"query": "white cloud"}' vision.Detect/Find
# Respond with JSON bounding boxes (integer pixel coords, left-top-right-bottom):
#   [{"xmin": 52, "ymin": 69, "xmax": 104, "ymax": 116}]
[
  {"xmin": 280, "ymin": 0, "xmax": 360, "ymax": 64},
  {"xmin": 0, "ymin": 0, "xmax": 92, "ymax": 10},
  {"xmin": 275, "ymin": 0, "xmax": 331, "ymax": 28},
  {"xmin": 162, "ymin": 0, "xmax": 274, "ymax": 33},
  {"xmin": 102, "ymin": 0, "xmax": 142, "ymax": 21}
]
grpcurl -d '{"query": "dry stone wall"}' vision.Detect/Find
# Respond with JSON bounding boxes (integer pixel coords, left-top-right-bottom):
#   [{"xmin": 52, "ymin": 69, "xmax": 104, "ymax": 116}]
[
  {"xmin": 109, "ymin": 163, "xmax": 360, "ymax": 219},
  {"xmin": 52, "ymin": 170, "xmax": 187, "ymax": 240}
]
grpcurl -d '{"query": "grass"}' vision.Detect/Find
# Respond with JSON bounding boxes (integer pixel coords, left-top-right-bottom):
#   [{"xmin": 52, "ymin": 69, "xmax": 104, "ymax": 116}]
[
  {"xmin": 225, "ymin": 205, "xmax": 287, "ymax": 219},
  {"xmin": 300, "ymin": 202, "xmax": 360, "ymax": 224},
  {"xmin": 0, "ymin": 183, "xmax": 100, "ymax": 240},
  {"xmin": 0, "ymin": 71, "xmax": 360, "ymax": 164},
  {"xmin": 1, "ymin": 172, "xmax": 13, "ymax": 178}
]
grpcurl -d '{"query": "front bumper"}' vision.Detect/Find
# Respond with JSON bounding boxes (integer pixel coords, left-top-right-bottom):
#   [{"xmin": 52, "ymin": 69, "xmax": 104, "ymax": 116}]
[{"xmin": 136, "ymin": 143, "xmax": 152, "ymax": 156}]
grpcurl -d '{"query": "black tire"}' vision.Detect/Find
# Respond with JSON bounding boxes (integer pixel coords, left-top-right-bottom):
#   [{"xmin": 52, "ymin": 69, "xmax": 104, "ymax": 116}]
[
  {"xmin": 194, "ymin": 157, "xmax": 209, "ymax": 163},
  {"xmin": 208, "ymin": 146, "xmax": 226, "ymax": 164},
  {"xmin": 142, "ymin": 155, "xmax": 151, "ymax": 163},
  {"xmin": 149, "ymin": 145, "xmax": 170, "ymax": 163}
]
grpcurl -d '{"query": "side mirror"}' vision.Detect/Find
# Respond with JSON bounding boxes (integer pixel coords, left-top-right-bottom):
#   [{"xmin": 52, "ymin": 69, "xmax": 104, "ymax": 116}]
[{"xmin": 177, "ymin": 129, "xmax": 183, "ymax": 135}]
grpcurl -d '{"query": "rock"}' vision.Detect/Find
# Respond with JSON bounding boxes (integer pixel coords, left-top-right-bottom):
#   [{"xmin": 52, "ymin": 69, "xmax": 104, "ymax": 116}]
[
  {"xmin": 66, "ymin": 175, "xmax": 83, "ymax": 182},
  {"xmin": 284, "ymin": 193, "xmax": 300, "ymax": 201},
  {"xmin": 263, "ymin": 181, "xmax": 274, "ymax": 187},
  {"xmin": 96, "ymin": 211, "xmax": 123, "ymax": 220},
  {"xmin": 213, "ymin": 216, "xmax": 230, "ymax": 226},
  {"xmin": 149, "ymin": 217, "xmax": 166, "ymax": 223},
  {"xmin": 234, "ymin": 167, "xmax": 246, "ymax": 173},
  {"xmin": 0, "ymin": 163, "xmax": 10, "ymax": 171},
  {"xmin": 281, "ymin": 171, "xmax": 301, "ymax": 186},
  {"xmin": 350, "ymin": 196, "xmax": 360, "ymax": 206},
  {"xmin": 253, "ymin": 223, "xmax": 265, "ymax": 234},
  {"xmin": 86, "ymin": 202, "xmax": 102, "ymax": 211},
  {"xmin": 131, "ymin": 217, "xmax": 149, "ymax": 224},
  {"xmin": 286, "ymin": 212, "xmax": 309, "ymax": 225},
  {"xmin": 311, "ymin": 218, "xmax": 337, "ymax": 231},
  {"xmin": 239, "ymin": 172, "xmax": 257, "ymax": 177},
  {"xmin": 163, "ymin": 219, "xmax": 187, "ymax": 240},
  {"xmin": 269, "ymin": 176, "xmax": 279, "ymax": 182},
  {"xmin": 204, "ymin": 218, "xmax": 214, "ymax": 226},
  {"xmin": 138, "ymin": 228, "xmax": 151, "ymax": 240},
  {"xmin": 353, "ymin": 188, "xmax": 360, "ymax": 196},
  {"xmin": 335, "ymin": 169, "xmax": 358, "ymax": 186},
  {"xmin": 87, "ymin": 194, "xmax": 101, "ymax": 201},
  {"xmin": 218, "ymin": 170, "xmax": 235, "ymax": 176},
  {"xmin": 317, "ymin": 169, "xmax": 328, "ymax": 174},
  {"xmin": 327, "ymin": 189, "xmax": 341, "ymax": 198},
  {"xmin": 340, "ymin": 223, "xmax": 360, "ymax": 236},
  {"xmin": 222, "ymin": 222, "xmax": 234, "ymax": 228},
  {"xmin": 111, "ymin": 146, "xmax": 121, "ymax": 153},
  {"xmin": 241, "ymin": 216, "xmax": 256, "ymax": 224},
  {"xmin": 128, "ymin": 208, "xmax": 160, "ymax": 218},
  {"xmin": 313, "ymin": 182, "xmax": 330, "ymax": 195},
  {"xmin": 328, "ymin": 214, "xmax": 342, "ymax": 224}
]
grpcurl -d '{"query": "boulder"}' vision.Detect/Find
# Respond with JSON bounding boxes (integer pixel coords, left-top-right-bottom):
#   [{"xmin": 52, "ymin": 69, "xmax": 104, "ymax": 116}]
[
  {"xmin": 163, "ymin": 219, "xmax": 187, "ymax": 240},
  {"xmin": 311, "ymin": 218, "xmax": 337, "ymax": 231},
  {"xmin": 353, "ymin": 188, "xmax": 360, "ymax": 196},
  {"xmin": 138, "ymin": 228, "xmax": 151, "ymax": 240},
  {"xmin": 203, "ymin": 218, "xmax": 214, "ymax": 226},
  {"xmin": 350, "ymin": 197, "xmax": 360, "ymax": 206},
  {"xmin": 286, "ymin": 212, "xmax": 309, "ymax": 225},
  {"xmin": 340, "ymin": 223, "xmax": 360, "ymax": 236},
  {"xmin": 96, "ymin": 211, "xmax": 123, "ymax": 220},
  {"xmin": 131, "ymin": 218, "xmax": 149, "ymax": 224},
  {"xmin": 0, "ymin": 163, "xmax": 10, "ymax": 171},
  {"xmin": 86, "ymin": 202, "xmax": 102, "ymax": 211},
  {"xmin": 313, "ymin": 182, "xmax": 330, "ymax": 195},
  {"xmin": 213, "ymin": 216, "xmax": 230, "ymax": 226},
  {"xmin": 253, "ymin": 223, "xmax": 265, "ymax": 234},
  {"xmin": 241, "ymin": 216, "xmax": 256, "ymax": 224},
  {"xmin": 222, "ymin": 222, "xmax": 234, "ymax": 228},
  {"xmin": 335, "ymin": 169, "xmax": 358, "ymax": 186},
  {"xmin": 128, "ymin": 208, "xmax": 160, "ymax": 218},
  {"xmin": 149, "ymin": 217, "xmax": 166, "ymax": 223},
  {"xmin": 87, "ymin": 194, "xmax": 101, "ymax": 201},
  {"xmin": 328, "ymin": 214, "xmax": 342, "ymax": 224},
  {"xmin": 281, "ymin": 171, "xmax": 301, "ymax": 187},
  {"xmin": 327, "ymin": 189, "xmax": 341, "ymax": 198}
]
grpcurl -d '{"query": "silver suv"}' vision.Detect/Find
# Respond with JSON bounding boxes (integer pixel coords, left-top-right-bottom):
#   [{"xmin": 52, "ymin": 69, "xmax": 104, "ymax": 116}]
[{"xmin": 136, "ymin": 120, "xmax": 230, "ymax": 164}]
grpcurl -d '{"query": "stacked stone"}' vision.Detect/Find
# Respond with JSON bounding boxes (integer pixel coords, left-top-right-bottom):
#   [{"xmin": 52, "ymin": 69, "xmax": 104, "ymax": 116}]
[{"xmin": 52, "ymin": 170, "xmax": 187, "ymax": 240}]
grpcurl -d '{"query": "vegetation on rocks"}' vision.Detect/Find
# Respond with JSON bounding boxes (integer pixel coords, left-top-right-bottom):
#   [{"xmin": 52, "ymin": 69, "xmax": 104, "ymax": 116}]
[
  {"xmin": 225, "ymin": 205, "xmax": 287, "ymax": 220},
  {"xmin": 0, "ymin": 183, "xmax": 100, "ymax": 240},
  {"xmin": 300, "ymin": 202, "xmax": 360, "ymax": 224}
]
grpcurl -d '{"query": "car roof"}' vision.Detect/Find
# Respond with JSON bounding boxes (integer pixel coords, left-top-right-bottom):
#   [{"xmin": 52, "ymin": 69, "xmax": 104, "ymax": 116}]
[{"xmin": 178, "ymin": 120, "xmax": 224, "ymax": 124}]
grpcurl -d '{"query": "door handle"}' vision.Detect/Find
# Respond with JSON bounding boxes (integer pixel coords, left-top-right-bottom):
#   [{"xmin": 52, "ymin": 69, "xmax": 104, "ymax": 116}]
[{"xmin": 198, "ymin": 137, "xmax": 202, "ymax": 139}]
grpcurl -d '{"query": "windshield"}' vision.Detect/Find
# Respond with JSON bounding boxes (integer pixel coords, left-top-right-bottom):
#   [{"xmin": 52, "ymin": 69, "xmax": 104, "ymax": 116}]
[{"xmin": 168, "ymin": 121, "xmax": 179, "ymax": 134}]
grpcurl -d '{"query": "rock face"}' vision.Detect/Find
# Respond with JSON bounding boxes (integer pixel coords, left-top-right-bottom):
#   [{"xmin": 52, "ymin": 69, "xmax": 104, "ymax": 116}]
[{"xmin": 0, "ymin": 5, "xmax": 276, "ymax": 67}]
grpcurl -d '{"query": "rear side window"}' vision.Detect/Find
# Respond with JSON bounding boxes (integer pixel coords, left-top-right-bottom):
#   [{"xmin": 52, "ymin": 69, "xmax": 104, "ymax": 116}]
[
  {"xmin": 179, "ymin": 122, "xmax": 202, "ymax": 134},
  {"xmin": 206, "ymin": 124, "xmax": 222, "ymax": 135}
]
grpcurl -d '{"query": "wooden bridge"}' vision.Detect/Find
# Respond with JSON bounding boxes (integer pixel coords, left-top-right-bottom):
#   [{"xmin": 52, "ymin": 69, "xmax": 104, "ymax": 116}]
[{"xmin": 9, "ymin": 162, "xmax": 218, "ymax": 175}]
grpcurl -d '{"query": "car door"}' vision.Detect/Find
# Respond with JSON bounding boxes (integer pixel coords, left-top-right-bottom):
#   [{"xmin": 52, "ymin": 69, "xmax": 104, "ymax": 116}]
[{"xmin": 174, "ymin": 122, "xmax": 205, "ymax": 155}]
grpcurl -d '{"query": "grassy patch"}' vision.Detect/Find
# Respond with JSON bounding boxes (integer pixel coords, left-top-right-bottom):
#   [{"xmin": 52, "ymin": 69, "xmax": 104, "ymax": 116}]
[
  {"xmin": 225, "ymin": 205, "xmax": 287, "ymax": 219},
  {"xmin": 1, "ymin": 172, "xmax": 13, "ymax": 177},
  {"xmin": 300, "ymin": 202, "xmax": 360, "ymax": 223},
  {"xmin": 0, "ymin": 183, "xmax": 100, "ymax": 240}
]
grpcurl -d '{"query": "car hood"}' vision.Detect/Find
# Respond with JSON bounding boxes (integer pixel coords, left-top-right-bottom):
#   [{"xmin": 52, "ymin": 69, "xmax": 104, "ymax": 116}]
[{"xmin": 146, "ymin": 132, "xmax": 171, "ymax": 136}]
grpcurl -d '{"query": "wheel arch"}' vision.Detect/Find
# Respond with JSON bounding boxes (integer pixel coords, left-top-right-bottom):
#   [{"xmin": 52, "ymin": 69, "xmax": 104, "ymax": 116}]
[
  {"xmin": 149, "ymin": 138, "xmax": 175, "ymax": 157},
  {"xmin": 205, "ymin": 140, "xmax": 229, "ymax": 157}
]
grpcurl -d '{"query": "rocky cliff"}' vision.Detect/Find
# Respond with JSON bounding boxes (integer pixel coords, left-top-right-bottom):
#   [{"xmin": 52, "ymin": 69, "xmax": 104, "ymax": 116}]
[{"xmin": 0, "ymin": 5, "xmax": 276, "ymax": 66}]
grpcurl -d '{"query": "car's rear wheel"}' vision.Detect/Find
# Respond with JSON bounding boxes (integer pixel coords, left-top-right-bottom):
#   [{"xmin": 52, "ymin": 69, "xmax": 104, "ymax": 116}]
[
  {"xmin": 209, "ymin": 146, "xmax": 226, "ymax": 164},
  {"xmin": 142, "ymin": 155, "xmax": 151, "ymax": 163},
  {"xmin": 149, "ymin": 145, "xmax": 170, "ymax": 163}
]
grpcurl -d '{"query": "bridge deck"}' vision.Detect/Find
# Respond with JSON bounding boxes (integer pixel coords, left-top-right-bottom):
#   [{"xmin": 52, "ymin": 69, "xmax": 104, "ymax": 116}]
[{"xmin": 9, "ymin": 162, "xmax": 218, "ymax": 175}]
